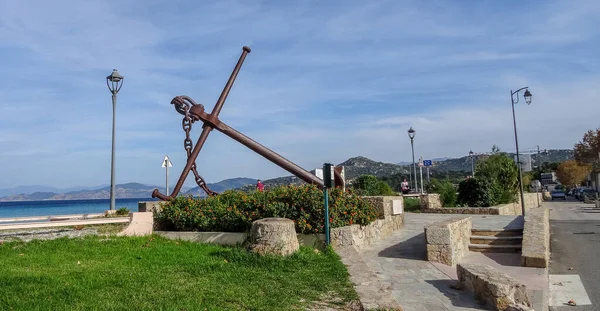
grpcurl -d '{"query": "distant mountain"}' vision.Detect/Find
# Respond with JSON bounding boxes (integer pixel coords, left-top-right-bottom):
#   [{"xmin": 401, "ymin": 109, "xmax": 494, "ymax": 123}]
[
  {"xmin": 238, "ymin": 156, "xmax": 410, "ymax": 191},
  {"xmin": 0, "ymin": 184, "xmax": 110, "ymax": 197},
  {"xmin": 185, "ymin": 178, "xmax": 257, "ymax": 196},
  {"xmin": 432, "ymin": 149, "xmax": 574, "ymax": 173},
  {"xmin": 0, "ymin": 183, "xmax": 160, "ymax": 202},
  {"xmin": 339, "ymin": 156, "xmax": 410, "ymax": 180}
]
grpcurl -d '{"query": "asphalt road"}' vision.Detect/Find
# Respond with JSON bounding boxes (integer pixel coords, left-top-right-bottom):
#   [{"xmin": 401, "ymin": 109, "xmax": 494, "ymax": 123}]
[{"xmin": 548, "ymin": 198, "xmax": 600, "ymax": 311}]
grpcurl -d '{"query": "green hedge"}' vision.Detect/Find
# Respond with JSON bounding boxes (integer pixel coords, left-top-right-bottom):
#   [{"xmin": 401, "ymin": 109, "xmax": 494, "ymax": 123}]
[{"xmin": 155, "ymin": 185, "xmax": 378, "ymax": 234}]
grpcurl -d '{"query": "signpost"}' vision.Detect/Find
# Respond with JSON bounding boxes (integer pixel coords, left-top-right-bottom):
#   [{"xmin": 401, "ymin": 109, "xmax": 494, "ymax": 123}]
[
  {"xmin": 423, "ymin": 160, "xmax": 433, "ymax": 184},
  {"xmin": 323, "ymin": 163, "xmax": 333, "ymax": 246},
  {"xmin": 418, "ymin": 157, "xmax": 424, "ymax": 193},
  {"xmin": 162, "ymin": 155, "xmax": 173, "ymax": 195}
]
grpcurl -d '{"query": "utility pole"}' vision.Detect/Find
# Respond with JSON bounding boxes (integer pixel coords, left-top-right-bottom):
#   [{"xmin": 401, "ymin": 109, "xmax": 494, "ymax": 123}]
[{"xmin": 536, "ymin": 145, "xmax": 541, "ymax": 207}]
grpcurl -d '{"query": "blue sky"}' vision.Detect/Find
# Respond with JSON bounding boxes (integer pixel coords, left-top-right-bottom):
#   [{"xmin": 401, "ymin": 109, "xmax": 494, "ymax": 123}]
[{"xmin": 1, "ymin": 0, "xmax": 599, "ymax": 189}]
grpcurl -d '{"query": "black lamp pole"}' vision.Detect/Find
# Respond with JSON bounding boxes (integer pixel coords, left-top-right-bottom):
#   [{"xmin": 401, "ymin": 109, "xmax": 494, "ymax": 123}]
[
  {"xmin": 510, "ymin": 87, "xmax": 533, "ymax": 215},
  {"xmin": 408, "ymin": 127, "xmax": 417, "ymax": 192}
]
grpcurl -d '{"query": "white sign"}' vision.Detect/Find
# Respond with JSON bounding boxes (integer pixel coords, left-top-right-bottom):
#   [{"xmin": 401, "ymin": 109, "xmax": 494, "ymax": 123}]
[
  {"xmin": 418, "ymin": 157, "xmax": 424, "ymax": 167},
  {"xmin": 314, "ymin": 168, "xmax": 323, "ymax": 180},
  {"xmin": 162, "ymin": 155, "xmax": 173, "ymax": 168},
  {"xmin": 392, "ymin": 199, "xmax": 403, "ymax": 215}
]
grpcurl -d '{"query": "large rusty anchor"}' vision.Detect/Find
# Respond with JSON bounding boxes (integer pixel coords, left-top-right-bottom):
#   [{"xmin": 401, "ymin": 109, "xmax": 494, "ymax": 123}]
[{"xmin": 152, "ymin": 46, "xmax": 344, "ymax": 200}]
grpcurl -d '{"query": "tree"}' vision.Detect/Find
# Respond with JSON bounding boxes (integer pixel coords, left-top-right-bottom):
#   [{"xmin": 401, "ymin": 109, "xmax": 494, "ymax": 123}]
[
  {"xmin": 556, "ymin": 160, "xmax": 591, "ymax": 187},
  {"xmin": 574, "ymin": 127, "xmax": 600, "ymax": 166},
  {"xmin": 474, "ymin": 153, "xmax": 520, "ymax": 204},
  {"xmin": 522, "ymin": 172, "xmax": 534, "ymax": 190}
]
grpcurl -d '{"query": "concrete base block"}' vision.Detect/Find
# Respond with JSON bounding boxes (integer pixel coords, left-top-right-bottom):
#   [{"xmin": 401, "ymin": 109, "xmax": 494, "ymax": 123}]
[{"xmin": 118, "ymin": 212, "xmax": 153, "ymax": 236}]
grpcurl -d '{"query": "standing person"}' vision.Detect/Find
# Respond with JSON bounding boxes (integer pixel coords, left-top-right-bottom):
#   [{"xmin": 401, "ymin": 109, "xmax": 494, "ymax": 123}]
[
  {"xmin": 256, "ymin": 179, "xmax": 264, "ymax": 192},
  {"xmin": 401, "ymin": 178, "xmax": 410, "ymax": 194}
]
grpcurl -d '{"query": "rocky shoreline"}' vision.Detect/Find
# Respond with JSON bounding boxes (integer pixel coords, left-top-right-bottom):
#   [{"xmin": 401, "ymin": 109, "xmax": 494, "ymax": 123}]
[{"xmin": 0, "ymin": 224, "xmax": 127, "ymax": 243}]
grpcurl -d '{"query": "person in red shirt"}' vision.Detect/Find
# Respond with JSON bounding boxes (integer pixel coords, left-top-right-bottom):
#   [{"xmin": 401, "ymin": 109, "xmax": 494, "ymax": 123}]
[{"xmin": 256, "ymin": 179, "xmax": 264, "ymax": 192}]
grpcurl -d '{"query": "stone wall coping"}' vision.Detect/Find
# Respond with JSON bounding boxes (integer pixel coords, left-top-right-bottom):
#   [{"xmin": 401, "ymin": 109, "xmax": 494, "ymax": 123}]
[
  {"xmin": 521, "ymin": 207, "xmax": 550, "ymax": 268},
  {"xmin": 425, "ymin": 216, "xmax": 471, "ymax": 229},
  {"xmin": 421, "ymin": 193, "xmax": 543, "ymax": 215}
]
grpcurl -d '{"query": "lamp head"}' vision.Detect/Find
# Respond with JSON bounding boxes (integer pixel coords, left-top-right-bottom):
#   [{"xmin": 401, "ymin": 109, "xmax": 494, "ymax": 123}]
[
  {"xmin": 106, "ymin": 69, "xmax": 124, "ymax": 93},
  {"xmin": 107, "ymin": 69, "xmax": 123, "ymax": 82},
  {"xmin": 407, "ymin": 127, "xmax": 416, "ymax": 139},
  {"xmin": 523, "ymin": 89, "xmax": 532, "ymax": 105},
  {"xmin": 469, "ymin": 150, "xmax": 474, "ymax": 156}
]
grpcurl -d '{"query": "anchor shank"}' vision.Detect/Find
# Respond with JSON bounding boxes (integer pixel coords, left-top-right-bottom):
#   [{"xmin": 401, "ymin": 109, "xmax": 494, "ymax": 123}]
[{"xmin": 191, "ymin": 108, "xmax": 324, "ymax": 188}]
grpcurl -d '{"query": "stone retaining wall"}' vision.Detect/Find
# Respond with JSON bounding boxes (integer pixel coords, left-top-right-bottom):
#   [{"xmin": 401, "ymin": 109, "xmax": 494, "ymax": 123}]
[
  {"xmin": 521, "ymin": 207, "xmax": 550, "ymax": 268},
  {"xmin": 425, "ymin": 217, "xmax": 472, "ymax": 266},
  {"xmin": 421, "ymin": 207, "xmax": 502, "ymax": 215},
  {"xmin": 421, "ymin": 193, "xmax": 543, "ymax": 215},
  {"xmin": 420, "ymin": 193, "xmax": 442, "ymax": 209},
  {"xmin": 330, "ymin": 215, "xmax": 403, "ymax": 249},
  {"xmin": 362, "ymin": 196, "xmax": 404, "ymax": 218},
  {"xmin": 152, "ymin": 196, "xmax": 404, "ymax": 250}
]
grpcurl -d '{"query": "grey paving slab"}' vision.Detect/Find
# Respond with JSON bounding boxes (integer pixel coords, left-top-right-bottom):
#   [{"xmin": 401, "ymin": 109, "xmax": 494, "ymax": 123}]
[{"xmin": 356, "ymin": 213, "xmax": 491, "ymax": 311}]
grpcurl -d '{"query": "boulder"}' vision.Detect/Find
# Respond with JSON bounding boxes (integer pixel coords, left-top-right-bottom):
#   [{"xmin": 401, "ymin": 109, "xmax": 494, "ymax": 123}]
[{"xmin": 247, "ymin": 218, "xmax": 299, "ymax": 256}]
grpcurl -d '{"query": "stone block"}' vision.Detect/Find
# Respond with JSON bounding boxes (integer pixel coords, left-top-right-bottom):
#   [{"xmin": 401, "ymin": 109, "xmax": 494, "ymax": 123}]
[
  {"xmin": 457, "ymin": 263, "xmax": 531, "ymax": 311},
  {"xmin": 424, "ymin": 217, "xmax": 471, "ymax": 266},
  {"xmin": 247, "ymin": 218, "xmax": 299, "ymax": 256},
  {"xmin": 427, "ymin": 244, "xmax": 453, "ymax": 266},
  {"xmin": 118, "ymin": 212, "xmax": 153, "ymax": 236},
  {"xmin": 424, "ymin": 226, "xmax": 452, "ymax": 245}
]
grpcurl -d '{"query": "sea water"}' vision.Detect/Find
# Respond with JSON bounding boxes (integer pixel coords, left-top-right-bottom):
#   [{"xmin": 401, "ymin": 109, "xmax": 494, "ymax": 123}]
[{"xmin": 0, "ymin": 198, "xmax": 159, "ymax": 218}]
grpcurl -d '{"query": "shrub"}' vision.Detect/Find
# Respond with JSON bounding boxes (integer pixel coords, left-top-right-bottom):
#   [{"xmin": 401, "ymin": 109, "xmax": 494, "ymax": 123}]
[
  {"xmin": 155, "ymin": 185, "xmax": 378, "ymax": 234},
  {"xmin": 426, "ymin": 178, "xmax": 457, "ymax": 207},
  {"xmin": 116, "ymin": 207, "xmax": 130, "ymax": 216},
  {"xmin": 352, "ymin": 175, "xmax": 396, "ymax": 196},
  {"xmin": 403, "ymin": 197, "xmax": 420, "ymax": 212}
]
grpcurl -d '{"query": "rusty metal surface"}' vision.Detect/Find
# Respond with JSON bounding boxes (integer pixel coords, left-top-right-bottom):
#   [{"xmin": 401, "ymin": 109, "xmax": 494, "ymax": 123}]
[{"xmin": 152, "ymin": 46, "xmax": 343, "ymax": 201}]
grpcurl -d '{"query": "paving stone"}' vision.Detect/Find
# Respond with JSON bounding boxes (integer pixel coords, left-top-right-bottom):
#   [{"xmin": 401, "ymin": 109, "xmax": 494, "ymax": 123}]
[{"xmin": 343, "ymin": 213, "xmax": 522, "ymax": 311}]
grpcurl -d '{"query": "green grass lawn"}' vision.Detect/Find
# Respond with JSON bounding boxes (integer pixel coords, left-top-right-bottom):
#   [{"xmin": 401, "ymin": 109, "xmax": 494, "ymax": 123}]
[{"xmin": 0, "ymin": 235, "xmax": 358, "ymax": 311}]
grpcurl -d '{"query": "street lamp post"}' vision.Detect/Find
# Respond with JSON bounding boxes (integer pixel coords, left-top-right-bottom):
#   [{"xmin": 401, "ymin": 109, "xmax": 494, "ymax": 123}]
[
  {"xmin": 106, "ymin": 69, "xmax": 124, "ymax": 211},
  {"xmin": 469, "ymin": 150, "xmax": 475, "ymax": 177},
  {"xmin": 510, "ymin": 87, "xmax": 532, "ymax": 216},
  {"xmin": 408, "ymin": 127, "xmax": 417, "ymax": 192}
]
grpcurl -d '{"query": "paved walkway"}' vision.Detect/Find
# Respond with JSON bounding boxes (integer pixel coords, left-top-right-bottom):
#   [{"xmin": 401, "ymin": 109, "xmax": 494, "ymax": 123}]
[{"xmin": 351, "ymin": 213, "xmax": 543, "ymax": 311}]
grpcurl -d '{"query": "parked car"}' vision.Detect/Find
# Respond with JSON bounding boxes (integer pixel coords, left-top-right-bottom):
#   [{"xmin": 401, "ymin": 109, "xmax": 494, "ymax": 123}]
[{"xmin": 551, "ymin": 189, "xmax": 567, "ymax": 200}]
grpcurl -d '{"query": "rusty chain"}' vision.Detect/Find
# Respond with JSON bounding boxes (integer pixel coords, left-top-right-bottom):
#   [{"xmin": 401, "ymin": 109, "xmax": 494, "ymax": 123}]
[{"xmin": 180, "ymin": 97, "xmax": 218, "ymax": 196}]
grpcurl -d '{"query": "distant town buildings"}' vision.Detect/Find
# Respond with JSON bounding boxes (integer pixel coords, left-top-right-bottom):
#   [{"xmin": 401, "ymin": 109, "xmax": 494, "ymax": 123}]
[{"xmin": 541, "ymin": 172, "xmax": 557, "ymax": 186}]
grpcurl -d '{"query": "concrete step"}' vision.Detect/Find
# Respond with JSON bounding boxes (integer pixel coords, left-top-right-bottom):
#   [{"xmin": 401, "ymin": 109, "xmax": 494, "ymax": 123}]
[
  {"xmin": 470, "ymin": 235, "xmax": 523, "ymax": 245},
  {"xmin": 469, "ymin": 244, "xmax": 522, "ymax": 253},
  {"xmin": 471, "ymin": 229, "xmax": 523, "ymax": 237}
]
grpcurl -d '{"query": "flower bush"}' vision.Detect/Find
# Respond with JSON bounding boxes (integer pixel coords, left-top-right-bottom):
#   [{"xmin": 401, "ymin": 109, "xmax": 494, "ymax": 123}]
[{"xmin": 155, "ymin": 185, "xmax": 378, "ymax": 234}]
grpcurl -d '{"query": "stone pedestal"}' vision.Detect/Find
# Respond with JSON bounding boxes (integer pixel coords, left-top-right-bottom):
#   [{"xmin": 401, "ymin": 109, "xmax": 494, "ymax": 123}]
[{"xmin": 247, "ymin": 218, "xmax": 299, "ymax": 256}]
